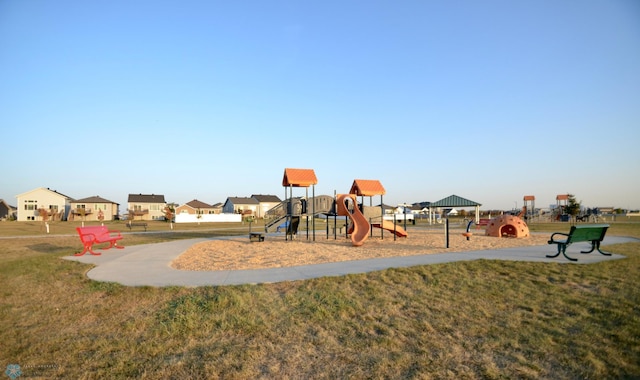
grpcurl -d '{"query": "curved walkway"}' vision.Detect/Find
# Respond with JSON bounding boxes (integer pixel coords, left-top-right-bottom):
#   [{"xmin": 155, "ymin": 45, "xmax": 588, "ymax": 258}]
[{"xmin": 63, "ymin": 236, "xmax": 638, "ymax": 287}]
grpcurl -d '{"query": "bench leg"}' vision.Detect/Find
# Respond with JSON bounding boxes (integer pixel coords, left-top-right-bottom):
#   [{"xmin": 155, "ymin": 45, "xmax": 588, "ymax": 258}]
[
  {"xmin": 75, "ymin": 243, "xmax": 101, "ymax": 256},
  {"xmin": 547, "ymin": 244, "xmax": 577, "ymax": 261},
  {"xmin": 580, "ymin": 241, "xmax": 611, "ymax": 256},
  {"xmin": 546, "ymin": 244, "xmax": 562, "ymax": 259},
  {"xmin": 104, "ymin": 240, "xmax": 125, "ymax": 250}
]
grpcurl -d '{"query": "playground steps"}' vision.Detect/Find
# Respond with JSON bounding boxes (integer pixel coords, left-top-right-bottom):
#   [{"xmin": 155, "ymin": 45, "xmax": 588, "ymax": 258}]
[{"xmin": 265, "ymin": 215, "xmax": 288, "ymax": 233}]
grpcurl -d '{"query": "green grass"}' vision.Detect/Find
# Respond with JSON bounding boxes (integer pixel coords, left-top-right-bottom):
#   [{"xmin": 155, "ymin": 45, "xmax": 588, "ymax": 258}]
[{"xmin": 1, "ymin": 220, "xmax": 639, "ymax": 378}]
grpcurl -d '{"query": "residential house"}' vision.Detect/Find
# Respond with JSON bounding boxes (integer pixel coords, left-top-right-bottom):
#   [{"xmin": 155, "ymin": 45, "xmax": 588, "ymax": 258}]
[
  {"xmin": 222, "ymin": 197, "xmax": 259, "ymax": 216},
  {"xmin": 211, "ymin": 202, "xmax": 223, "ymax": 214},
  {"xmin": 175, "ymin": 199, "xmax": 218, "ymax": 216},
  {"xmin": 70, "ymin": 196, "xmax": 119, "ymax": 222},
  {"xmin": 127, "ymin": 193, "xmax": 167, "ymax": 221},
  {"xmin": 15, "ymin": 187, "xmax": 72, "ymax": 221},
  {"xmin": 251, "ymin": 194, "xmax": 281, "ymax": 218},
  {"xmin": 0, "ymin": 199, "xmax": 16, "ymax": 220}
]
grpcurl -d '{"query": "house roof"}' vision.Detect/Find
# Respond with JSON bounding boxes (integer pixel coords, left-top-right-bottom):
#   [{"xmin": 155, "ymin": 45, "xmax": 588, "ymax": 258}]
[
  {"xmin": 185, "ymin": 199, "xmax": 213, "ymax": 209},
  {"xmin": 349, "ymin": 179, "xmax": 386, "ymax": 196},
  {"xmin": 226, "ymin": 197, "xmax": 259, "ymax": 205},
  {"xmin": 16, "ymin": 187, "xmax": 74, "ymax": 200},
  {"xmin": 73, "ymin": 196, "xmax": 118, "ymax": 204},
  {"xmin": 0, "ymin": 199, "xmax": 16, "ymax": 209},
  {"xmin": 251, "ymin": 194, "xmax": 281, "ymax": 203},
  {"xmin": 282, "ymin": 168, "xmax": 318, "ymax": 187},
  {"xmin": 128, "ymin": 193, "xmax": 166, "ymax": 203},
  {"xmin": 430, "ymin": 194, "xmax": 481, "ymax": 207}
]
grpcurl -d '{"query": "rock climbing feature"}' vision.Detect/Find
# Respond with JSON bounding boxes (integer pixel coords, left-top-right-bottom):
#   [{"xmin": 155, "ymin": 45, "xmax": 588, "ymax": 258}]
[{"xmin": 485, "ymin": 215, "xmax": 530, "ymax": 238}]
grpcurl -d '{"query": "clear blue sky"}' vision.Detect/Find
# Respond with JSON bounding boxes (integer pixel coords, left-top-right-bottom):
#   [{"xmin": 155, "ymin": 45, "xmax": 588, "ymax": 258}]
[{"xmin": 2, "ymin": 0, "xmax": 639, "ymax": 212}]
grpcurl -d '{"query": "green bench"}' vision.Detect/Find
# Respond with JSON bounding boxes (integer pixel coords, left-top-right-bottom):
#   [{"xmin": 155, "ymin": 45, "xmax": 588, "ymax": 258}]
[{"xmin": 547, "ymin": 224, "xmax": 611, "ymax": 261}]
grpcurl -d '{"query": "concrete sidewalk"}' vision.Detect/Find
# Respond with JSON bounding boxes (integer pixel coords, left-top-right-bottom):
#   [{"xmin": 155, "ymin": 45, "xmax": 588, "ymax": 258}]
[{"xmin": 62, "ymin": 235, "xmax": 638, "ymax": 287}]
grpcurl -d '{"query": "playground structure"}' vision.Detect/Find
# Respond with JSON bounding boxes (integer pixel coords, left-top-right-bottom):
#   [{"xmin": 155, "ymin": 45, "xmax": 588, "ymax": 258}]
[
  {"xmin": 264, "ymin": 168, "xmax": 320, "ymax": 241},
  {"xmin": 485, "ymin": 214, "xmax": 530, "ymax": 238},
  {"xmin": 265, "ymin": 169, "xmax": 408, "ymax": 246},
  {"xmin": 523, "ymin": 195, "xmax": 535, "ymax": 220},
  {"xmin": 553, "ymin": 194, "xmax": 571, "ymax": 221}
]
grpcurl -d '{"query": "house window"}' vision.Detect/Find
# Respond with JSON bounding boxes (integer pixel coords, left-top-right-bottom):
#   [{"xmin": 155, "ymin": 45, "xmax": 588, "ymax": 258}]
[{"xmin": 24, "ymin": 200, "xmax": 37, "ymax": 211}]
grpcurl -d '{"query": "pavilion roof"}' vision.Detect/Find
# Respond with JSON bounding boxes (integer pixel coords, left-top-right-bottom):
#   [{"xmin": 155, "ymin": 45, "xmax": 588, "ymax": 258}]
[{"xmin": 430, "ymin": 194, "xmax": 481, "ymax": 207}]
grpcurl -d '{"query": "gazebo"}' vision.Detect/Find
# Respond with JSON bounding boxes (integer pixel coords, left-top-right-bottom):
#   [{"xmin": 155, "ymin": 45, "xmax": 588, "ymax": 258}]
[{"xmin": 428, "ymin": 194, "xmax": 482, "ymax": 224}]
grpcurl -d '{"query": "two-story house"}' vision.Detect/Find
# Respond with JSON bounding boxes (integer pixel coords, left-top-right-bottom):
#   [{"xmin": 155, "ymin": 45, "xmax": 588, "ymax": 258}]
[
  {"xmin": 127, "ymin": 194, "xmax": 167, "ymax": 221},
  {"xmin": 70, "ymin": 196, "xmax": 120, "ymax": 222},
  {"xmin": 15, "ymin": 187, "xmax": 72, "ymax": 221},
  {"xmin": 251, "ymin": 194, "xmax": 281, "ymax": 218},
  {"xmin": 222, "ymin": 197, "xmax": 259, "ymax": 215}
]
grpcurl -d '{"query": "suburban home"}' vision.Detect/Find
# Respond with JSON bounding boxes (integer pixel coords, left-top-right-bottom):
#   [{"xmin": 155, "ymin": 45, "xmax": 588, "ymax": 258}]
[
  {"xmin": 211, "ymin": 202, "xmax": 223, "ymax": 214},
  {"xmin": 0, "ymin": 199, "xmax": 17, "ymax": 220},
  {"xmin": 175, "ymin": 199, "xmax": 218, "ymax": 216},
  {"xmin": 15, "ymin": 187, "xmax": 73, "ymax": 221},
  {"xmin": 251, "ymin": 194, "xmax": 282, "ymax": 218},
  {"xmin": 69, "ymin": 196, "xmax": 119, "ymax": 222},
  {"xmin": 222, "ymin": 197, "xmax": 259, "ymax": 216},
  {"xmin": 127, "ymin": 193, "xmax": 167, "ymax": 221}
]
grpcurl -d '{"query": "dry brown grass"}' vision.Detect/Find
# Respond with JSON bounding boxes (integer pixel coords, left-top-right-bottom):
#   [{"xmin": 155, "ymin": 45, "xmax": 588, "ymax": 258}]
[{"xmin": 1, "ymin": 221, "xmax": 639, "ymax": 378}]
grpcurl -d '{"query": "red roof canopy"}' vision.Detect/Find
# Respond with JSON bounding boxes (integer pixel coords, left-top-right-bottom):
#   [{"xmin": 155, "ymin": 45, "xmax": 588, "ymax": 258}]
[
  {"xmin": 282, "ymin": 168, "xmax": 318, "ymax": 187},
  {"xmin": 349, "ymin": 179, "xmax": 386, "ymax": 196}
]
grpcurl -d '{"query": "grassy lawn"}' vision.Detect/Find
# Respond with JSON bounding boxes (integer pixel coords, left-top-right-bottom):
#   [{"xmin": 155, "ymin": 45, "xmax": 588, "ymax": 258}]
[{"xmin": 1, "ymin": 220, "xmax": 639, "ymax": 378}]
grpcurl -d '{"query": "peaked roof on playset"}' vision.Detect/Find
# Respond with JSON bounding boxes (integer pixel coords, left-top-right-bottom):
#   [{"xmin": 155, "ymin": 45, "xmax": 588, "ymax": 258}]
[
  {"xmin": 349, "ymin": 179, "xmax": 386, "ymax": 196},
  {"xmin": 430, "ymin": 194, "xmax": 481, "ymax": 208},
  {"xmin": 282, "ymin": 168, "xmax": 318, "ymax": 187}
]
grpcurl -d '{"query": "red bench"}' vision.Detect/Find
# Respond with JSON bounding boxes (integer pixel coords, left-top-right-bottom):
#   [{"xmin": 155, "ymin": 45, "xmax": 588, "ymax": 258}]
[
  {"xmin": 476, "ymin": 218, "xmax": 491, "ymax": 229},
  {"xmin": 75, "ymin": 226, "xmax": 124, "ymax": 256}
]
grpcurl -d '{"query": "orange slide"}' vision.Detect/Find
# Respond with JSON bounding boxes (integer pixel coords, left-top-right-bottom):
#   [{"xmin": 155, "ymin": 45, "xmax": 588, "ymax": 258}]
[
  {"xmin": 336, "ymin": 194, "xmax": 370, "ymax": 246},
  {"xmin": 372, "ymin": 220, "xmax": 408, "ymax": 238}
]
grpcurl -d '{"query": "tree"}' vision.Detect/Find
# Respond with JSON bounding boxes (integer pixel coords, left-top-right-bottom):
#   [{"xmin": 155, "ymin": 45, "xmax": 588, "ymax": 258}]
[
  {"xmin": 38, "ymin": 208, "xmax": 50, "ymax": 233},
  {"xmin": 163, "ymin": 205, "xmax": 175, "ymax": 230},
  {"xmin": 564, "ymin": 194, "xmax": 581, "ymax": 216}
]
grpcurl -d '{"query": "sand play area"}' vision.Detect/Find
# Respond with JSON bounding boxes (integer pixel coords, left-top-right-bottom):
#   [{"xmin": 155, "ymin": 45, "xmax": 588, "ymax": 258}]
[{"xmin": 171, "ymin": 229, "xmax": 550, "ymax": 271}]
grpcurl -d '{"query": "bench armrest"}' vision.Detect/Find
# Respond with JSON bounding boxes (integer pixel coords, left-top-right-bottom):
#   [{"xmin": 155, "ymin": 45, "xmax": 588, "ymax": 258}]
[{"xmin": 548, "ymin": 232, "xmax": 570, "ymax": 243}]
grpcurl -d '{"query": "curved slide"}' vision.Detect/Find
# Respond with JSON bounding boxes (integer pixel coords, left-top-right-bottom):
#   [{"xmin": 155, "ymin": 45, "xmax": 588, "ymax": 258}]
[
  {"xmin": 372, "ymin": 220, "xmax": 408, "ymax": 238},
  {"xmin": 336, "ymin": 194, "xmax": 370, "ymax": 246}
]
